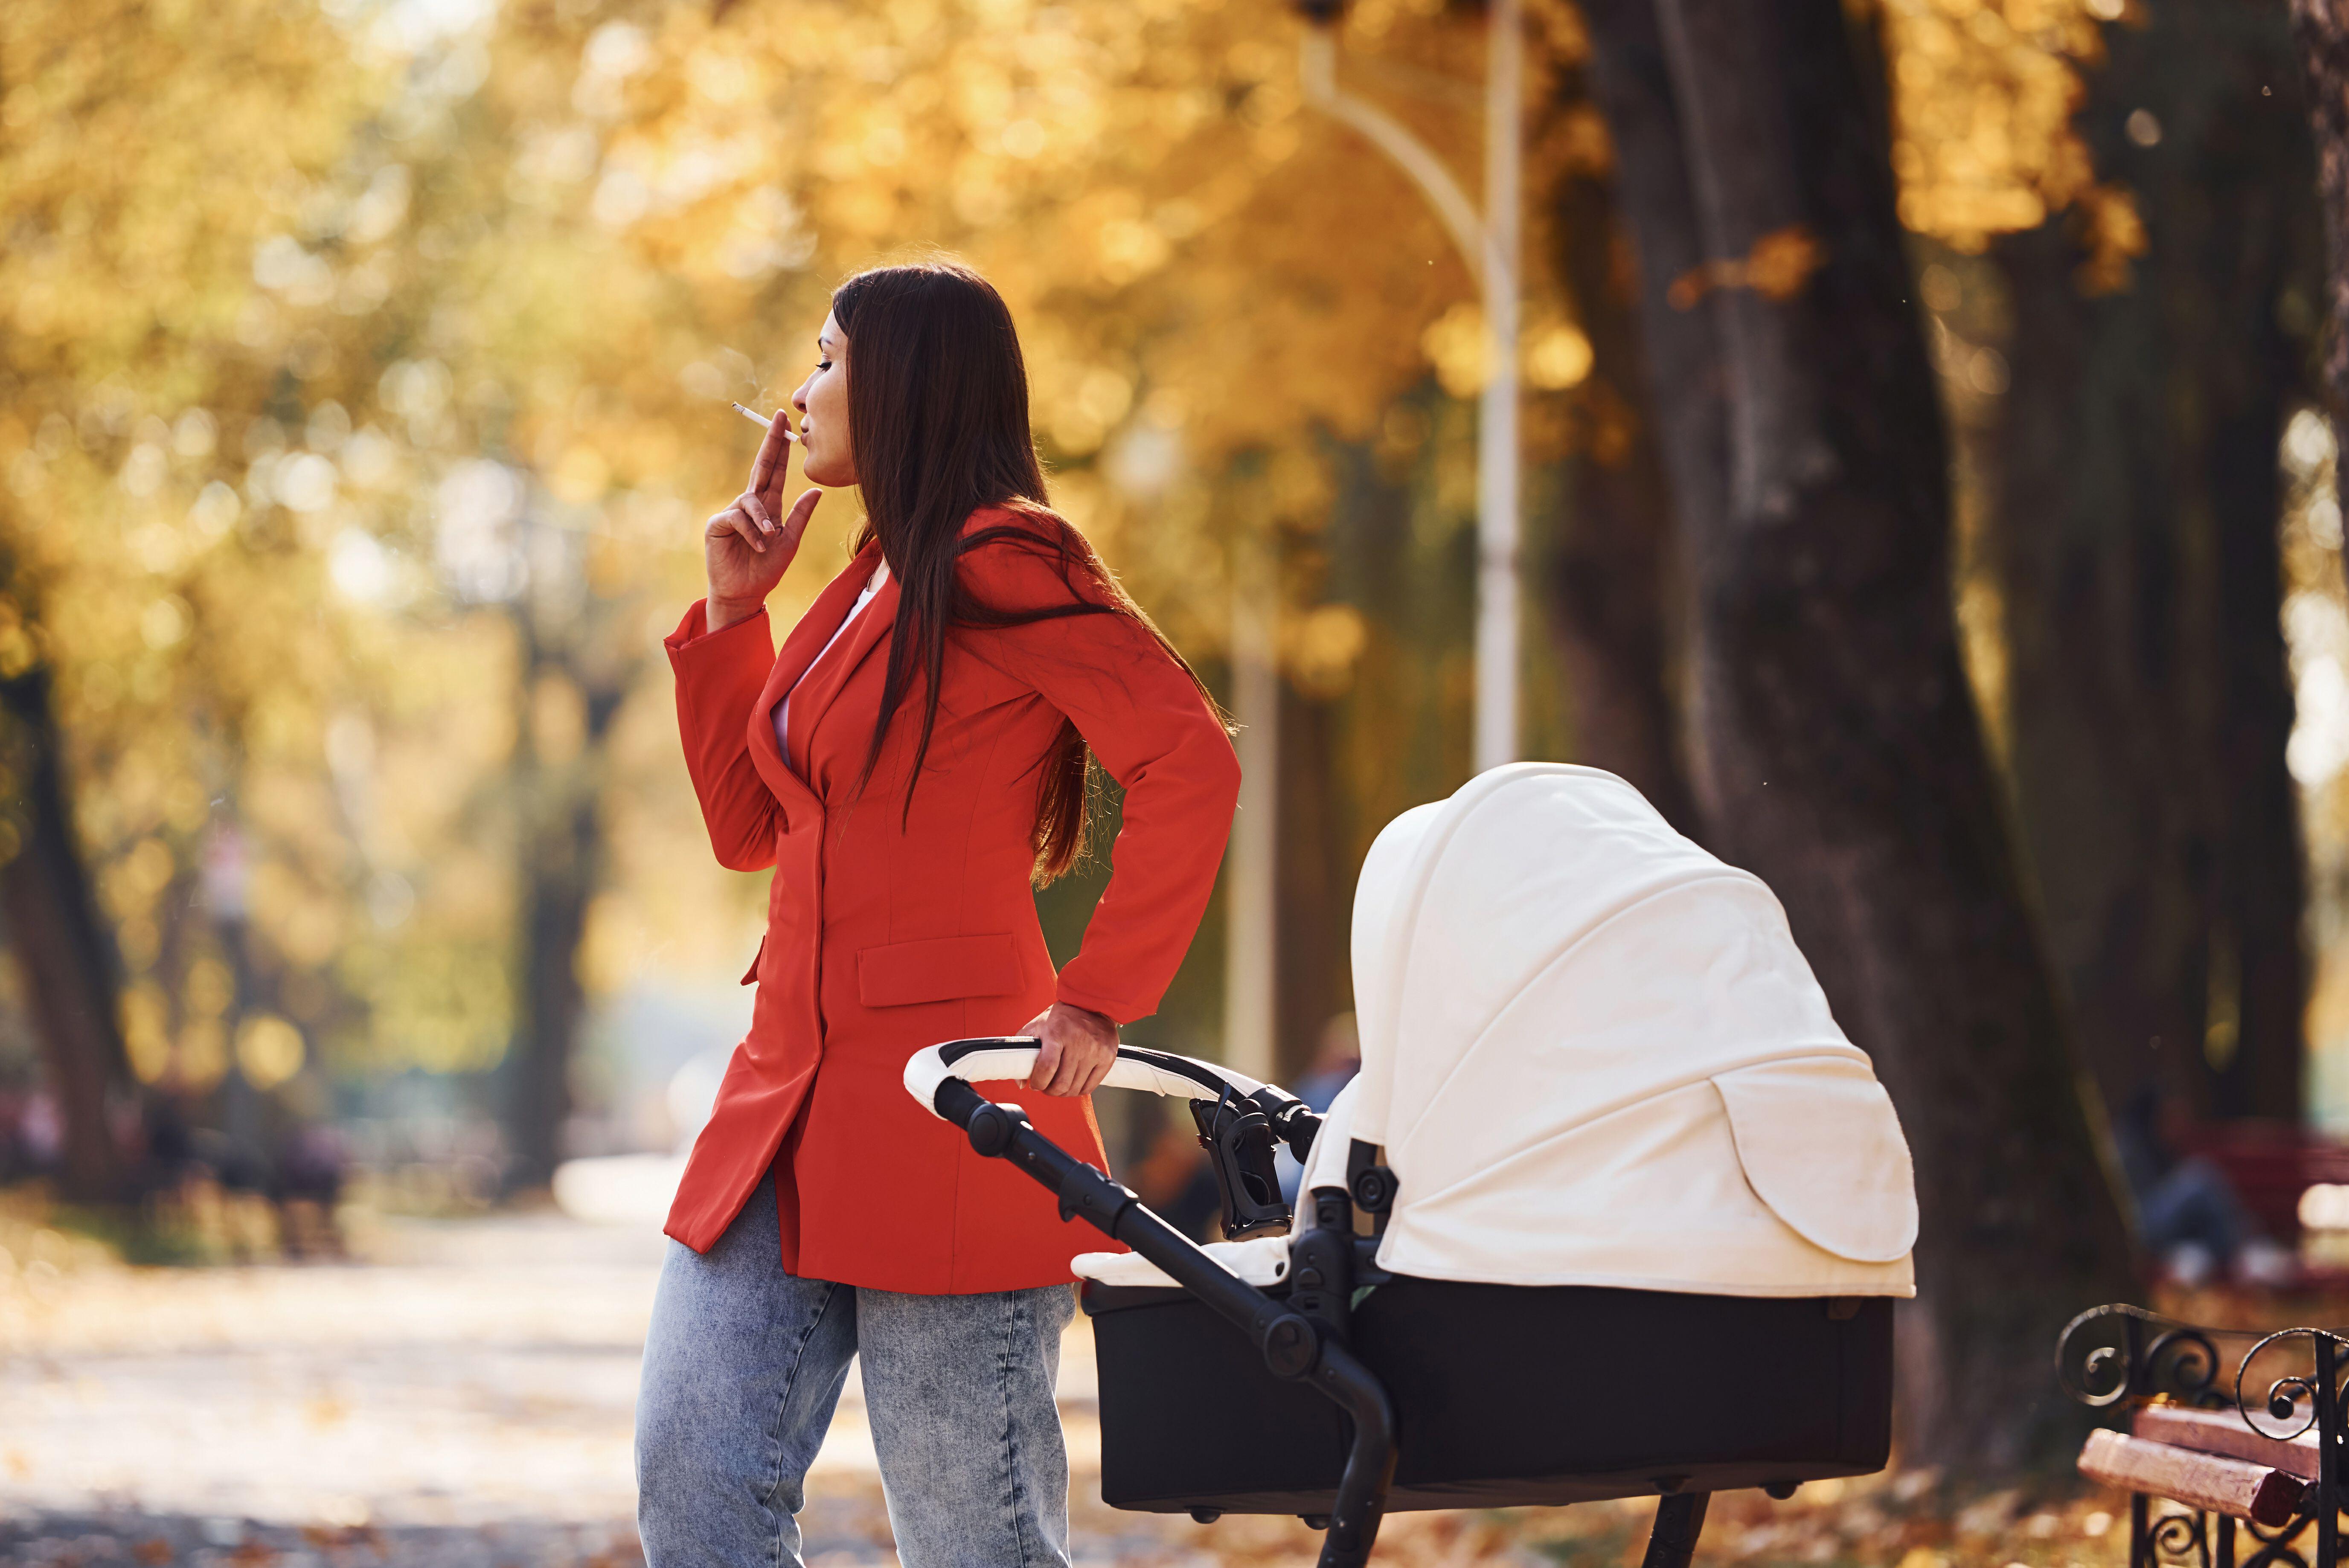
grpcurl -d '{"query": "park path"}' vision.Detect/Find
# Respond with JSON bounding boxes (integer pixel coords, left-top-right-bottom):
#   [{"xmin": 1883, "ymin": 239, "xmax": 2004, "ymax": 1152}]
[
  {"xmin": 0, "ymin": 1207, "xmax": 2103, "ymax": 1568},
  {"xmin": 0, "ymin": 1209, "xmax": 1351, "ymax": 1566},
  {"xmin": 0, "ymin": 1211, "xmax": 1166, "ymax": 1565}
]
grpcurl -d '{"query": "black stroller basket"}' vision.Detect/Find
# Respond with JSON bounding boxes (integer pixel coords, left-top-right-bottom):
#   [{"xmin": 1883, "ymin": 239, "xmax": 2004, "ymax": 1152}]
[{"xmin": 910, "ymin": 1038, "xmax": 1895, "ymax": 1568}]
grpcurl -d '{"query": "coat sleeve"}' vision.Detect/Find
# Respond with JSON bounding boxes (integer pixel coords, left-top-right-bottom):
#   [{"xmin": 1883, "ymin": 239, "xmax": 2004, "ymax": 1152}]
[
  {"xmin": 959, "ymin": 524, "xmax": 1241, "ymax": 1025},
  {"xmin": 666, "ymin": 599, "xmax": 782, "ymax": 874}
]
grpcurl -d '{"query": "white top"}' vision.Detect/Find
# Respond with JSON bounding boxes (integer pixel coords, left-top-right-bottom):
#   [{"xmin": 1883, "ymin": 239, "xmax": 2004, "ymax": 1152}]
[
  {"xmin": 1323, "ymin": 762, "xmax": 1917, "ymax": 1298},
  {"xmin": 773, "ymin": 564, "xmax": 888, "ymax": 773}
]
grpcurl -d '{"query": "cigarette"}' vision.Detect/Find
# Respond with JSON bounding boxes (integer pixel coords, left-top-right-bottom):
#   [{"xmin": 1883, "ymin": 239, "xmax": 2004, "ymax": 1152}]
[{"xmin": 731, "ymin": 402, "xmax": 796, "ymax": 441}]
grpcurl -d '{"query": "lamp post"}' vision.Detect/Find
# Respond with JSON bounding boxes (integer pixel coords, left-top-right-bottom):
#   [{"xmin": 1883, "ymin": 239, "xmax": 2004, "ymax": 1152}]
[
  {"xmin": 1297, "ymin": 0, "xmax": 1522, "ymax": 772},
  {"xmin": 1224, "ymin": 0, "xmax": 1523, "ymax": 1082},
  {"xmin": 1221, "ymin": 528, "xmax": 1279, "ymax": 1084}
]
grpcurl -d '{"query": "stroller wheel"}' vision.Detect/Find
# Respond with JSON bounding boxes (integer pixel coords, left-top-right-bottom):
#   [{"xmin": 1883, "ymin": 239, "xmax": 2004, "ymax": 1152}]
[
  {"xmin": 1300, "ymin": 1515, "xmax": 1331, "ymax": 1530},
  {"xmin": 1188, "ymin": 1509, "xmax": 1221, "ymax": 1524}
]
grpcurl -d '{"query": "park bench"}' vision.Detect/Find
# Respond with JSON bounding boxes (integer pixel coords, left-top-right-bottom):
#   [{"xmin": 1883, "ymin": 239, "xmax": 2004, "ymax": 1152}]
[
  {"xmin": 2058, "ymin": 1305, "xmax": 2348, "ymax": 1567},
  {"xmin": 2175, "ymin": 1124, "xmax": 2349, "ymax": 1254}
]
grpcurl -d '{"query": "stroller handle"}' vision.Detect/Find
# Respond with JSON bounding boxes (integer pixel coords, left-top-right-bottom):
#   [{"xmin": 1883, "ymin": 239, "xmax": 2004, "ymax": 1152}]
[
  {"xmin": 903, "ymin": 1037, "xmax": 1285, "ymax": 1117},
  {"xmin": 913, "ymin": 1064, "xmax": 1396, "ymax": 1568},
  {"xmin": 910, "ymin": 1039, "xmax": 1324, "ymax": 1242}
]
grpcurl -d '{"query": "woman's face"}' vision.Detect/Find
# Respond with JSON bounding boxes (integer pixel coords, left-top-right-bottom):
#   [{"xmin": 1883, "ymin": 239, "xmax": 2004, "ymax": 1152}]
[{"xmin": 790, "ymin": 312, "xmax": 855, "ymax": 488}]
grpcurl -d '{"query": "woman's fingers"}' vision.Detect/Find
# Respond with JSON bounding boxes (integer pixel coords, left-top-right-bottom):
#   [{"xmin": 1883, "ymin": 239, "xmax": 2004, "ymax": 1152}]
[
  {"xmin": 1025, "ymin": 1035, "xmax": 1063, "ymax": 1092},
  {"xmin": 1081, "ymin": 1036, "xmax": 1118, "ymax": 1094},
  {"xmin": 778, "ymin": 488, "xmax": 823, "ymax": 545},
  {"xmin": 758, "ymin": 433, "xmax": 806, "ymax": 514},
  {"xmin": 1048, "ymin": 1004, "xmax": 1118, "ymax": 1095},
  {"xmin": 1049, "ymin": 1031, "xmax": 1107, "ymax": 1095},
  {"xmin": 1077, "ymin": 1046, "xmax": 1115, "ymax": 1095},
  {"xmin": 1015, "ymin": 1009, "xmax": 1052, "ymax": 1089},
  {"xmin": 707, "ymin": 502, "xmax": 765, "ymax": 553},
  {"xmin": 747, "ymin": 409, "xmax": 792, "ymax": 497},
  {"xmin": 1023, "ymin": 1003, "xmax": 1116, "ymax": 1095},
  {"xmin": 732, "ymin": 487, "xmax": 818, "ymax": 546}
]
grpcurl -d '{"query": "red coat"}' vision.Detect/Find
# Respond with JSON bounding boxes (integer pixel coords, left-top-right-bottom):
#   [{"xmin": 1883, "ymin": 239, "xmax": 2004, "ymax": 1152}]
[{"xmin": 663, "ymin": 507, "xmax": 1241, "ymax": 1293}]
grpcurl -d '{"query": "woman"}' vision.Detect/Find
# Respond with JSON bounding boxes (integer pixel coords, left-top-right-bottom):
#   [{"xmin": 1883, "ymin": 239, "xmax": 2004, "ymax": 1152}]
[{"xmin": 634, "ymin": 261, "xmax": 1241, "ymax": 1568}]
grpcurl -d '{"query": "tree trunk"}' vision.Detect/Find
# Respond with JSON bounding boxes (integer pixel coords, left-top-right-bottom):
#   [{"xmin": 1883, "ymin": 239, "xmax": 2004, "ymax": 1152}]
[
  {"xmin": 1991, "ymin": 0, "xmax": 2314, "ymax": 1126},
  {"xmin": 1579, "ymin": 0, "xmax": 1733, "ymax": 839},
  {"xmin": 506, "ymin": 786, "xmax": 598, "ymax": 1191},
  {"xmin": 1989, "ymin": 224, "xmax": 2217, "ymax": 1130},
  {"xmin": 0, "ymin": 660, "xmax": 136, "ymax": 1200},
  {"xmin": 503, "ymin": 652, "xmax": 626, "ymax": 1194},
  {"xmin": 1586, "ymin": 0, "xmax": 2138, "ymax": 1473},
  {"xmin": 1547, "ymin": 126, "xmax": 1703, "ymax": 837},
  {"xmin": 2210, "ymin": 320, "xmax": 2310, "ymax": 1121},
  {"xmin": 2298, "ymin": 0, "xmax": 2349, "ymax": 528},
  {"xmin": 2150, "ymin": 0, "xmax": 2313, "ymax": 1127}
]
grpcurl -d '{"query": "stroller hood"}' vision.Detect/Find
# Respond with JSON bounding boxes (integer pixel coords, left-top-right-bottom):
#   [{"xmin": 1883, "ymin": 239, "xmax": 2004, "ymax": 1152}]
[{"xmin": 1334, "ymin": 763, "xmax": 1917, "ymax": 1298}]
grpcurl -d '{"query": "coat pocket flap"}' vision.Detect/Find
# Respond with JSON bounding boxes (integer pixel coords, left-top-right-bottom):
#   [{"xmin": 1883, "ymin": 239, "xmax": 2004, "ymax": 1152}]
[
  {"xmin": 1713, "ymin": 1054, "xmax": 1919, "ymax": 1263},
  {"xmin": 858, "ymin": 933, "xmax": 1023, "ymax": 1008}
]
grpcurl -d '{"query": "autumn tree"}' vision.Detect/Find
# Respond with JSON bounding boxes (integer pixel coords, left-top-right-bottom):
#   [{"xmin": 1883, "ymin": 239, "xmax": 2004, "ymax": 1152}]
[
  {"xmin": 1582, "ymin": 0, "xmax": 2137, "ymax": 1471},
  {"xmin": 2300, "ymin": 0, "xmax": 2349, "ymax": 528},
  {"xmin": 1544, "ymin": 122, "xmax": 1700, "ymax": 832},
  {"xmin": 0, "ymin": 0, "xmax": 386, "ymax": 1194},
  {"xmin": 1973, "ymin": 0, "xmax": 2320, "ymax": 1129}
]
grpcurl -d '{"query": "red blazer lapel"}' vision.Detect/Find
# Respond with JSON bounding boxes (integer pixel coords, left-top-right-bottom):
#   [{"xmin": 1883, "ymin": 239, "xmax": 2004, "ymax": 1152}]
[
  {"xmin": 783, "ymin": 564, "xmax": 900, "ymax": 784},
  {"xmin": 748, "ymin": 546, "xmax": 882, "ymax": 802}
]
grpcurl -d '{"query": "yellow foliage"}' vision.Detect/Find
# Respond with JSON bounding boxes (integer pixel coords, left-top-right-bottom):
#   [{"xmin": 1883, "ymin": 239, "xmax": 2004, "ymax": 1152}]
[
  {"xmin": 1523, "ymin": 323, "xmax": 1594, "ymax": 392},
  {"xmin": 233, "ymin": 1014, "xmax": 306, "ymax": 1092},
  {"xmin": 1872, "ymin": 0, "xmax": 2123, "ymax": 264},
  {"xmin": 178, "ymin": 1018, "xmax": 228, "ymax": 1092},
  {"xmin": 0, "ymin": 0, "xmax": 2121, "ymax": 1086},
  {"xmin": 1666, "ymin": 224, "xmax": 1829, "ymax": 309},
  {"xmin": 1423, "ymin": 304, "xmax": 1491, "ymax": 398},
  {"xmin": 1284, "ymin": 603, "xmax": 1372, "ymax": 697},
  {"xmin": 119, "ymin": 984, "xmax": 172, "ymax": 1085}
]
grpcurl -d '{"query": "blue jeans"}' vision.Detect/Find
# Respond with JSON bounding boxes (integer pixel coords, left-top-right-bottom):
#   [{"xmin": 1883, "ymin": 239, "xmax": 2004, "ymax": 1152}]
[{"xmin": 634, "ymin": 1172, "xmax": 1077, "ymax": 1568}]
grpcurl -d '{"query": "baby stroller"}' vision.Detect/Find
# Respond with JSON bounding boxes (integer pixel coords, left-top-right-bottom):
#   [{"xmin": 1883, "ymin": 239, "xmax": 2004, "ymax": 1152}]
[{"xmin": 902, "ymin": 764, "xmax": 1918, "ymax": 1568}]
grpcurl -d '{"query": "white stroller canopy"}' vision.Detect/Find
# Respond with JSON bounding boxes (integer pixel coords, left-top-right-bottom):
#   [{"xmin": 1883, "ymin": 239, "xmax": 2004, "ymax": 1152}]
[{"xmin": 1310, "ymin": 763, "xmax": 1916, "ymax": 1298}]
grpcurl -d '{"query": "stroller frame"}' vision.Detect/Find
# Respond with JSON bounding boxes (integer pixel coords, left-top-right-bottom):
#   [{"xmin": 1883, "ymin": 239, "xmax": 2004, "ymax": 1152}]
[{"xmin": 919, "ymin": 1038, "xmax": 1721, "ymax": 1568}]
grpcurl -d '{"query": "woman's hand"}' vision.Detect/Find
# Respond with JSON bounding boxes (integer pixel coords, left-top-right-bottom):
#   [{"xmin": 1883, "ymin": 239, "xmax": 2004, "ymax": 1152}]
[
  {"xmin": 1022, "ymin": 1001, "xmax": 1119, "ymax": 1096},
  {"xmin": 705, "ymin": 414, "xmax": 821, "ymax": 631}
]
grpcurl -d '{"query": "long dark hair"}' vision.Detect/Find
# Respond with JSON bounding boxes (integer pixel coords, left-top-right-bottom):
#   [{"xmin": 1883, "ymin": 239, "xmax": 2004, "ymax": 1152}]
[{"xmin": 831, "ymin": 259, "xmax": 1215, "ymax": 885}]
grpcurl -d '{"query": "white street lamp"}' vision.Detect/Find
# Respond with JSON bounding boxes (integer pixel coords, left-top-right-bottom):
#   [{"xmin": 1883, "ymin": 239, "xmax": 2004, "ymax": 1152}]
[
  {"xmin": 1224, "ymin": 1, "xmax": 1523, "ymax": 1082},
  {"xmin": 1222, "ymin": 528, "xmax": 1279, "ymax": 1085},
  {"xmin": 1298, "ymin": 0, "xmax": 1523, "ymax": 772}
]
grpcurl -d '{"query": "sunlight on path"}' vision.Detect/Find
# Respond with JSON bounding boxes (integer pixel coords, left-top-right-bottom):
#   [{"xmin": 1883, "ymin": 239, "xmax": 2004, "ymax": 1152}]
[
  {"xmin": 0, "ymin": 1212, "xmax": 1161, "ymax": 1566},
  {"xmin": 0, "ymin": 1211, "xmax": 2130, "ymax": 1567}
]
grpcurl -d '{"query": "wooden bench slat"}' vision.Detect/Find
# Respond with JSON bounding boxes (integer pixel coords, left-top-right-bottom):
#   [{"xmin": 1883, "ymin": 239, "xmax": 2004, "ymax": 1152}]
[
  {"xmin": 2134, "ymin": 1405, "xmax": 2321, "ymax": 1482},
  {"xmin": 2079, "ymin": 1430, "xmax": 2308, "ymax": 1528}
]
